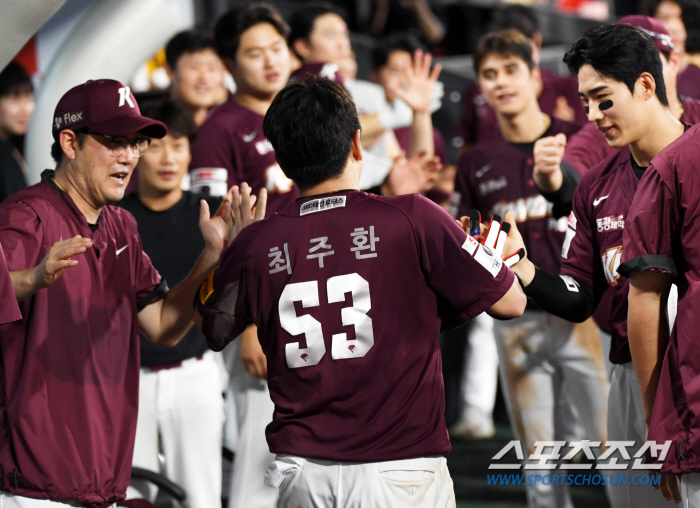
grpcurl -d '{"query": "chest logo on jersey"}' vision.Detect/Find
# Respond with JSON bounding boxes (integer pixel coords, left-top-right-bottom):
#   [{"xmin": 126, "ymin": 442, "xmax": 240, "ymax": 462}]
[
  {"xmin": 266, "ymin": 164, "xmax": 294, "ymax": 193},
  {"xmin": 491, "ymin": 195, "xmax": 567, "ymax": 233},
  {"xmin": 479, "ymin": 177, "xmax": 507, "ymax": 195},
  {"xmin": 596, "ymin": 214, "xmax": 625, "ymax": 233},
  {"xmin": 601, "ymin": 245, "xmax": 623, "ymax": 286},
  {"xmin": 300, "ymin": 196, "xmax": 347, "ymax": 216},
  {"xmin": 255, "ymin": 139, "xmax": 274, "ymax": 155}
]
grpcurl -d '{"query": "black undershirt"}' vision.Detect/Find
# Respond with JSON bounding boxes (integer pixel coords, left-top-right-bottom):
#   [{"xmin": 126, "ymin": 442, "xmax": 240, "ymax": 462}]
[
  {"xmin": 118, "ymin": 191, "xmax": 222, "ymax": 367},
  {"xmin": 630, "ymin": 154, "xmax": 647, "ymax": 180}
]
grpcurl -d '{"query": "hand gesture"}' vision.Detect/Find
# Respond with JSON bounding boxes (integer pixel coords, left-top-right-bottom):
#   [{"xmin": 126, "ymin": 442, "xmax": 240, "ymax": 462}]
[
  {"xmin": 199, "ymin": 183, "xmax": 267, "ymax": 253},
  {"xmin": 387, "ymin": 49, "xmax": 442, "ymax": 114},
  {"xmin": 533, "ymin": 133, "xmax": 566, "ymax": 193},
  {"xmin": 239, "ymin": 324, "xmax": 267, "ymax": 379},
  {"xmin": 34, "ymin": 236, "xmax": 92, "ymax": 290},
  {"xmin": 383, "ymin": 150, "xmax": 442, "ymax": 196}
]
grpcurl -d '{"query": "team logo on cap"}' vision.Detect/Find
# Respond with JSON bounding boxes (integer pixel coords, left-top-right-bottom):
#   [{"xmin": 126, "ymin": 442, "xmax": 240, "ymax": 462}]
[
  {"xmin": 54, "ymin": 117, "xmax": 62, "ymax": 129},
  {"xmin": 118, "ymin": 86, "xmax": 135, "ymax": 108}
]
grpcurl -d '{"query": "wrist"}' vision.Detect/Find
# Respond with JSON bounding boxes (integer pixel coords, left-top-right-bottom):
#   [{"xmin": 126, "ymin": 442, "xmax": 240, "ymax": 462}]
[
  {"xmin": 512, "ymin": 259, "xmax": 536, "ymax": 286},
  {"xmin": 534, "ymin": 170, "xmax": 563, "ymax": 193}
]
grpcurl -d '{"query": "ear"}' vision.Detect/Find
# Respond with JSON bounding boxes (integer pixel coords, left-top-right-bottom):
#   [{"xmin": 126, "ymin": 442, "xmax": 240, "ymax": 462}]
[
  {"xmin": 59, "ymin": 130, "xmax": 80, "ymax": 161},
  {"xmin": 292, "ymin": 39, "xmax": 312, "ymax": 61},
  {"xmin": 530, "ymin": 66, "xmax": 541, "ymax": 83},
  {"xmin": 669, "ymin": 50, "xmax": 682, "ymax": 74},
  {"xmin": 636, "ymin": 71, "xmax": 657, "ymax": 101},
  {"xmin": 351, "ymin": 129, "xmax": 363, "ymax": 162}
]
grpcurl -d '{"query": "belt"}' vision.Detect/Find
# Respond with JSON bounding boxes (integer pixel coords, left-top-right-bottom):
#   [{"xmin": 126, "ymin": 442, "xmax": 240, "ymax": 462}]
[{"xmin": 144, "ymin": 354, "xmax": 204, "ymax": 372}]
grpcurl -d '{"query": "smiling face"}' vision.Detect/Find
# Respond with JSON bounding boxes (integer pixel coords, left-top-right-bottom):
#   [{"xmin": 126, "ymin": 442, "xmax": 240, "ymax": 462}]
[
  {"xmin": 136, "ymin": 133, "xmax": 190, "ymax": 195},
  {"xmin": 170, "ymin": 49, "xmax": 225, "ymax": 110},
  {"xmin": 231, "ymin": 22, "xmax": 290, "ymax": 99},
  {"xmin": 577, "ymin": 63, "xmax": 651, "ymax": 148},
  {"xmin": 478, "ymin": 53, "xmax": 539, "ymax": 117}
]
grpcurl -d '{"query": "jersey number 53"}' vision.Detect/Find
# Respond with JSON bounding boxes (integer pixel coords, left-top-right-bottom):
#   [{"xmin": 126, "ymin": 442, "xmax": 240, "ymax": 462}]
[{"xmin": 279, "ymin": 273, "xmax": 374, "ymax": 369}]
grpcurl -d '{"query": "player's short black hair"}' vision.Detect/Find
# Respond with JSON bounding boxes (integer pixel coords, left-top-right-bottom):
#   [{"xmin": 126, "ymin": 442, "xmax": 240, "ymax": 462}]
[
  {"xmin": 288, "ymin": 2, "xmax": 346, "ymax": 59},
  {"xmin": 51, "ymin": 133, "xmax": 87, "ymax": 165},
  {"xmin": 564, "ymin": 24, "xmax": 668, "ymax": 106},
  {"xmin": 165, "ymin": 29, "xmax": 217, "ymax": 69},
  {"xmin": 215, "ymin": 3, "xmax": 289, "ymax": 63},
  {"xmin": 488, "ymin": 5, "xmax": 539, "ymax": 40},
  {"xmin": 474, "ymin": 29, "xmax": 535, "ymax": 74},
  {"xmin": 682, "ymin": 0, "xmax": 700, "ymax": 53},
  {"xmin": 263, "ymin": 77, "xmax": 360, "ymax": 191},
  {"xmin": 0, "ymin": 62, "xmax": 33, "ymax": 99},
  {"xmin": 139, "ymin": 97, "xmax": 198, "ymax": 144},
  {"xmin": 372, "ymin": 33, "xmax": 424, "ymax": 70}
]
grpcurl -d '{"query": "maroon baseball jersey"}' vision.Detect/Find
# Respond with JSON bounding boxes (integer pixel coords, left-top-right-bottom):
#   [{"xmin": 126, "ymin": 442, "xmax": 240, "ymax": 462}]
[
  {"xmin": 0, "ymin": 243, "xmax": 20, "ymax": 325},
  {"xmin": 677, "ymin": 63, "xmax": 700, "ymax": 100},
  {"xmin": 289, "ymin": 61, "xmax": 346, "ymax": 87},
  {"xmin": 619, "ymin": 124, "xmax": 700, "ymax": 474},
  {"xmin": 455, "ymin": 69, "xmax": 586, "ymax": 146},
  {"xmin": 563, "ymin": 96, "xmax": 700, "ymax": 176},
  {"xmin": 197, "ymin": 190, "xmax": 515, "ymax": 462},
  {"xmin": 455, "ymin": 118, "xmax": 581, "ymax": 275},
  {"xmin": 560, "ymin": 147, "xmax": 640, "ymax": 364},
  {"xmin": 189, "ymin": 98, "xmax": 299, "ymax": 215},
  {"xmin": 0, "ymin": 171, "xmax": 165, "ymax": 505}
]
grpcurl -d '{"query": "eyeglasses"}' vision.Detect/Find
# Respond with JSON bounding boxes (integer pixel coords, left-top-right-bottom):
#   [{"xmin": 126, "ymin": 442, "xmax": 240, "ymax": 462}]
[{"xmin": 84, "ymin": 130, "xmax": 152, "ymax": 158}]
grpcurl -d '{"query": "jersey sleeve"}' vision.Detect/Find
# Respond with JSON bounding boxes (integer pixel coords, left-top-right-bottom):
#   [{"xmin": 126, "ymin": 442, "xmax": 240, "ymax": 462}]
[
  {"xmin": 0, "ymin": 242, "xmax": 21, "ymax": 325},
  {"xmin": 190, "ymin": 116, "xmax": 235, "ymax": 174},
  {"xmin": 560, "ymin": 180, "xmax": 601, "ymax": 289},
  {"xmin": 619, "ymin": 164, "xmax": 679, "ymax": 277},
  {"xmin": 408, "ymin": 196, "xmax": 516, "ymax": 324},
  {"xmin": 562, "ymin": 125, "xmax": 615, "ymax": 177},
  {"xmin": 196, "ymin": 225, "xmax": 257, "ymax": 351},
  {"xmin": 0, "ymin": 199, "xmax": 45, "ymax": 270}
]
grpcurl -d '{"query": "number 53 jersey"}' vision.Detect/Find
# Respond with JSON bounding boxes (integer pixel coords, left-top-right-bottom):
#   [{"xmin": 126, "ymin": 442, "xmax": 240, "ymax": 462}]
[{"xmin": 197, "ymin": 190, "xmax": 515, "ymax": 462}]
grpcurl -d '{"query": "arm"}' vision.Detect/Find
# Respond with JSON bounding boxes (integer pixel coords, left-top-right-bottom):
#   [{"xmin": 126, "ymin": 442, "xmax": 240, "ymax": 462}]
[
  {"xmin": 141, "ymin": 184, "xmax": 266, "ymax": 347},
  {"xmin": 239, "ymin": 323, "xmax": 267, "ymax": 379},
  {"xmin": 388, "ymin": 50, "xmax": 442, "ymax": 161},
  {"xmin": 359, "ymin": 113, "xmax": 386, "ymax": 148},
  {"xmin": 404, "ymin": 0, "xmax": 446, "ymax": 44},
  {"xmin": 627, "ymin": 270, "xmax": 673, "ymax": 428},
  {"xmin": 10, "ymin": 236, "xmax": 93, "ymax": 301},
  {"xmin": 488, "ymin": 276, "xmax": 527, "ymax": 318}
]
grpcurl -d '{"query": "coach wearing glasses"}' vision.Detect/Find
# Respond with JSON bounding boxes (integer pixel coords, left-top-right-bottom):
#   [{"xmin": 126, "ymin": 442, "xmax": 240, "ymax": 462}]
[{"xmin": 0, "ymin": 79, "xmax": 264, "ymax": 508}]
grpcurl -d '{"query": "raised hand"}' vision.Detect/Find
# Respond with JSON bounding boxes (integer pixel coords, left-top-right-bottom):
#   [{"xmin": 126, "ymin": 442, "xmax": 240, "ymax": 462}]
[
  {"xmin": 387, "ymin": 49, "xmax": 442, "ymax": 114},
  {"xmin": 383, "ymin": 150, "xmax": 442, "ymax": 196},
  {"xmin": 533, "ymin": 133, "xmax": 567, "ymax": 193},
  {"xmin": 199, "ymin": 183, "xmax": 268, "ymax": 253},
  {"xmin": 36, "ymin": 236, "xmax": 93, "ymax": 289}
]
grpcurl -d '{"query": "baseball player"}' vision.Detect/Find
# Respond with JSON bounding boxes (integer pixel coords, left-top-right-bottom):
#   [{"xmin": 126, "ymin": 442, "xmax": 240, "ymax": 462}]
[
  {"xmin": 195, "ymin": 76, "xmax": 526, "ymax": 508},
  {"xmin": 454, "ymin": 5, "xmax": 586, "ymax": 148},
  {"xmin": 118, "ymin": 98, "xmax": 225, "ymax": 508},
  {"xmin": 532, "ymin": 16, "xmax": 700, "ymax": 220},
  {"xmin": 190, "ymin": 5, "xmax": 293, "ymax": 507},
  {"xmin": 189, "ymin": 4, "xmax": 297, "ymax": 214},
  {"xmin": 503, "ymin": 22, "xmax": 689, "ymax": 507},
  {"xmin": 454, "ymin": 29, "xmax": 610, "ymax": 508},
  {"xmin": 0, "ymin": 78, "xmax": 260, "ymax": 507},
  {"xmin": 618, "ymin": 28, "xmax": 700, "ymax": 508}
]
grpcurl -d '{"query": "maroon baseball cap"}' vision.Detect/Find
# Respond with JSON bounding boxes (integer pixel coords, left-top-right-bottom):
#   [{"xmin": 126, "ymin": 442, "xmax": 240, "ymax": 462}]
[
  {"xmin": 52, "ymin": 79, "xmax": 167, "ymax": 141},
  {"xmin": 616, "ymin": 15, "xmax": 674, "ymax": 53}
]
